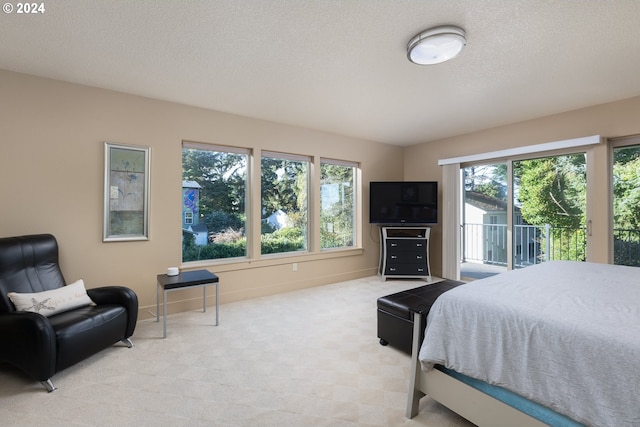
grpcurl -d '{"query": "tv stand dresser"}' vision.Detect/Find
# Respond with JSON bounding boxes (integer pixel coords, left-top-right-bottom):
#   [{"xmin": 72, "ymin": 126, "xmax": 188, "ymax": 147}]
[{"xmin": 379, "ymin": 226, "xmax": 431, "ymax": 281}]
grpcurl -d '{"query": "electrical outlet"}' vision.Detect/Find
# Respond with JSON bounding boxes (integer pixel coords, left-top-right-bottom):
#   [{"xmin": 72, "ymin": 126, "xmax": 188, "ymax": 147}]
[{"xmin": 292, "ymin": 263, "xmax": 298, "ymax": 272}]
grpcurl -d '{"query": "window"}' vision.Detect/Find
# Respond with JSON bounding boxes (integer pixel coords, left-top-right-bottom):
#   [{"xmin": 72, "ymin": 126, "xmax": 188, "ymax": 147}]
[
  {"xmin": 181, "ymin": 144, "xmax": 360, "ymax": 264},
  {"xmin": 320, "ymin": 159, "xmax": 356, "ymax": 249},
  {"xmin": 182, "ymin": 142, "xmax": 249, "ymax": 262},
  {"xmin": 612, "ymin": 140, "xmax": 640, "ymax": 266},
  {"xmin": 489, "ymin": 215, "xmax": 498, "ymax": 231},
  {"xmin": 184, "ymin": 211, "xmax": 193, "ymax": 225},
  {"xmin": 261, "ymin": 151, "xmax": 309, "ymax": 255}
]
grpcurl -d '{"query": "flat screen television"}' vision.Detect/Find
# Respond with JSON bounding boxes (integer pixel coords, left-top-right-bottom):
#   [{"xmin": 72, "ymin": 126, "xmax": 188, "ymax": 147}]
[{"xmin": 369, "ymin": 181, "xmax": 438, "ymax": 224}]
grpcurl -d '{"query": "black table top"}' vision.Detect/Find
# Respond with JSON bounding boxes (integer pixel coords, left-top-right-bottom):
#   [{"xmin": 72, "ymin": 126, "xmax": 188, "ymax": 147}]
[{"xmin": 157, "ymin": 269, "xmax": 219, "ymax": 290}]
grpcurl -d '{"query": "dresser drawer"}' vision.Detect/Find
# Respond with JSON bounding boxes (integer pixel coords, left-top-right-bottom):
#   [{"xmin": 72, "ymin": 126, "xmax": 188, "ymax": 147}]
[
  {"xmin": 386, "ymin": 239, "xmax": 426, "ymax": 251},
  {"xmin": 384, "ymin": 264, "xmax": 429, "ymax": 275},
  {"xmin": 387, "ymin": 252, "xmax": 426, "ymax": 264}
]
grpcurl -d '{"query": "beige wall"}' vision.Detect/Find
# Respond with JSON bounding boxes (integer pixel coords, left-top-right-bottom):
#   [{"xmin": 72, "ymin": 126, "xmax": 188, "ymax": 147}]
[
  {"xmin": 404, "ymin": 96, "xmax": 640, "ymax": 271},
  {"xmin": 0, "ymin": 69, "xmax": 404, "ymax": 320},
  {"xmin": 5, "ymin": 67, "xmax": 640, "ymax": 320}
]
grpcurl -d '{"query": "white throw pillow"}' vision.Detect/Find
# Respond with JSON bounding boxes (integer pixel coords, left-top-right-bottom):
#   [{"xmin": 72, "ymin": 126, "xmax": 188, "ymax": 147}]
[{"xmin": 8, "ymin": 279, "xmax": 95, "ymax": 317}]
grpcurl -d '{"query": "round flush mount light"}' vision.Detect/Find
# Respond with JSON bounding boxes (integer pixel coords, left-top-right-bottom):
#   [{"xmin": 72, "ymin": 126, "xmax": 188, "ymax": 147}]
[{"xmin": 407, "ymin": 25, "xmax": 466, "ymax": 65}]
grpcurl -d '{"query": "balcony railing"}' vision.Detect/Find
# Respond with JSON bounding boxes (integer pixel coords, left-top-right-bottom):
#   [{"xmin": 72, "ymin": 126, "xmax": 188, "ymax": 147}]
[
  {"xmin": 463, "ymin": 223, "xmax": 587, "ymax": 268},
  {"xmin": 464, "ymin": 223, "xmax": 640, "ymax": 267},
  {"xmin": 613, "ymin": 228, "xmax": 640, "ymax": 267}
]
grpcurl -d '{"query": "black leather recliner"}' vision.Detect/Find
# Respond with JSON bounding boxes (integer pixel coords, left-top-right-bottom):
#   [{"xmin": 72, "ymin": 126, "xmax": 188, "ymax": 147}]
[{"xmin": 0, "ymin": 234, "xmax": 138, "ymax": 392}]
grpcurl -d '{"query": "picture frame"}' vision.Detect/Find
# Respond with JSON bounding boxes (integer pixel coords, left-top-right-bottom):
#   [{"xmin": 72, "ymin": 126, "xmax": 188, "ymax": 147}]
[{"xmin": 103, "ymin": 142, "xmax": 150, "ymax": 241}]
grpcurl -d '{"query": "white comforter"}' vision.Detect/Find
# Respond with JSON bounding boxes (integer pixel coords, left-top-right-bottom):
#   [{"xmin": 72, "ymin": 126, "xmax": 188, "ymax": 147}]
[{"xmin": 419, "ymin": 261, "xmax": 640, "ymax": 427}]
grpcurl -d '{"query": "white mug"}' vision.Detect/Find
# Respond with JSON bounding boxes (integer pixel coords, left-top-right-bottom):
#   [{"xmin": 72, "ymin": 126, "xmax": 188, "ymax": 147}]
[{"xmin": 167, "ymin": 267, "xmax": 179, "ymax": 276}]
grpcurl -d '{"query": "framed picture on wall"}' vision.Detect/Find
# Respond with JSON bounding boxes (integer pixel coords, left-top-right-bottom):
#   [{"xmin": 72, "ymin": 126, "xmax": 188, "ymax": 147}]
[{"xmin": 103, "ymin": 142, "xmax": 150, "ymax": 242}]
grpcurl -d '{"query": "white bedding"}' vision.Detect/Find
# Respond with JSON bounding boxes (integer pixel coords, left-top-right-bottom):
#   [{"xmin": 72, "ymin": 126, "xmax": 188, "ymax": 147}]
[{"xmin": 418, "ymin": 261, "xmax": 640, "ymax": 427}]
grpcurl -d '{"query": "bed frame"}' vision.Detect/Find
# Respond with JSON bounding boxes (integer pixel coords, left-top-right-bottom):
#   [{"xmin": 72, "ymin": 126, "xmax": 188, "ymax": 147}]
[{"xmin": 406, "ymin": 313, "xmax": 548, "ymax": 427}]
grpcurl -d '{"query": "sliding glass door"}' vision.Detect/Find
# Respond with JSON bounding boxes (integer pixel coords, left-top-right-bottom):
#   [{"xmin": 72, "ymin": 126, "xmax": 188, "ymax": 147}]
[
  {"xmin": 460, "ymin": 163, "xmax": 508, "ymax": 279},
  {"xmin": 460, "ymin": 152, "xmax": 586, "ymax": 280},
  {"xmin": 513, "ymin": 153, "xmax": 586, "ymax": 267}
]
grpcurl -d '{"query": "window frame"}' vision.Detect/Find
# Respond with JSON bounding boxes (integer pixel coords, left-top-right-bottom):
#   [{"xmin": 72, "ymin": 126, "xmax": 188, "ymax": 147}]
[
  {"xmin": 260, "ymin": 151, "xmax": 311, "ymax": 256},
  {"xmin": 182, "ymin": 141, "xmax": 251, "ymax": 263},
  {"xmin": 184, "ymin": 211, "xmax": 193, "ymax": 225},
  {"xmin": 610, "ymin": 135, "xmax": 640, "ymax": 266},
  {"xmin": 319, "ymin": 158, "xmax": 358, "ymax": 251},
  {"xmin": 181, "ymin": 143, "xmax": 363, "ymax": 269}
]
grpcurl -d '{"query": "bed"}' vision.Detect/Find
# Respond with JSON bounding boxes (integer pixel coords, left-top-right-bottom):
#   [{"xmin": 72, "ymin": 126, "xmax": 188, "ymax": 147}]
[{"xmin": 406, "ymin": 261, "xmax": 640, "ymax": 427}]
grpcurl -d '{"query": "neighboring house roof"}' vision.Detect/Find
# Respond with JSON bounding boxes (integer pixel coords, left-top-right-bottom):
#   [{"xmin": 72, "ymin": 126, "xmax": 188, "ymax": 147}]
[
  {"xmin": 465, "ymin": 191, "xmax": 507, "ymax": 213},
  {"xmin": 465, "ymin": 191, "xmax": 523, "ymax": 215},
  {"xmin": 190, "ymin": 224, "xmax": 208, "ymax": 233},
  {"xmin": 264, "ymin": 209, "xmax": 291, "ymax": 230},
  {"xmin": 182, "ymin": 180, "xmax": 202, "ymax": 189}
]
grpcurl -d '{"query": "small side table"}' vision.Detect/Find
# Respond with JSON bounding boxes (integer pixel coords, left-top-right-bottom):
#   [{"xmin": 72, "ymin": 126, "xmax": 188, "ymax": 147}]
[{"xmin": 156, "ymin": 270, "xmax": 219, "ymax": 338}]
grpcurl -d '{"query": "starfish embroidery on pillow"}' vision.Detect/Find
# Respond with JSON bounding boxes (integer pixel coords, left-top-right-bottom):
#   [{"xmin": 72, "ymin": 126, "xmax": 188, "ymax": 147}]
[{"xmin": 27, "ymin": 298, "xmax": 55, "ymax": 313}]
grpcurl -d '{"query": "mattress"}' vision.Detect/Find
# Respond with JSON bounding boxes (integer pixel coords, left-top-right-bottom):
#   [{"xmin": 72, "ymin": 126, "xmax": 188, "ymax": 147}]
[{"xmin": 418, "ymin": 261, "xmax": 640, "ymax": 427}]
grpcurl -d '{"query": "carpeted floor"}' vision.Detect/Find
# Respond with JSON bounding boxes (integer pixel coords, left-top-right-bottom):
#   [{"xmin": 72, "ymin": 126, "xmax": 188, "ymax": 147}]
[{"xmin": 0, "ymin": 276, "xmax": 475, "ymax": 426}]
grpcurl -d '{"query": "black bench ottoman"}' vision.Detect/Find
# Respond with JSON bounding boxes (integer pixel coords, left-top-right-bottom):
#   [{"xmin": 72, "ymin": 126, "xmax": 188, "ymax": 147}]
[{"xmin": 377, "ymin": 280, "xmax": 464, "ymax": 354}]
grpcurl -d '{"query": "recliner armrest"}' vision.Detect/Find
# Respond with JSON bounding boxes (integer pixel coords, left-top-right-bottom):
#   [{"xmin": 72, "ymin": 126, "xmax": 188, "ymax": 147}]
[
  {"xmin": 87, "ymin": 286, "xmax": 138, "ymax": 338},
  {"xmin": 0, "ymin": 311, "xmax": 56, "ymax": 381}
]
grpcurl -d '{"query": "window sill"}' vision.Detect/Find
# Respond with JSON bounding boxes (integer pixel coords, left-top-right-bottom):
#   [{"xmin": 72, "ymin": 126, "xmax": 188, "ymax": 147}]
[{"xmin": 181, "ymin": 247, "xmax": 364, "ymax": 273}]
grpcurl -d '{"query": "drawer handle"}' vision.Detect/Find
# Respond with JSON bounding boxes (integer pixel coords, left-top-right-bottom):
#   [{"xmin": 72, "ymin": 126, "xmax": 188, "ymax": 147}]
[
  {"xmin": 417, "ymin": 268, "xmax": 424, "ymax": 272},
  {"xmin": 391, "ymin": 243, "xmax": 398, "ymax": 247},
  {"xmin": 390, "ymin": 267, "xmax": 397, "ymax": 272},
  {"xmin": 416, "ymin": 243, "xmax": 423, "ymax": 247},
  {"xmin": 391, "ymin": 255, "xmax": 397, "ymax": 259},
  {"xmin": 416, "ymin": 255, "xmax": 423, "ymax": 260}
]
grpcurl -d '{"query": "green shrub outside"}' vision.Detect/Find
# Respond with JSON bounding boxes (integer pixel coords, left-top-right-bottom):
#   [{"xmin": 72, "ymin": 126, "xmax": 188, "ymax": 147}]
[
  {"xmin": 183, "ymin": 226, "xmax": 306, "ymax": 261},
  {"xmin": 261, "ymin": 226, "xmax": 305, "ymax": 254},
  {"xmin": 205, "ymin": 210, "xmax": 244, "ymax": 234},
  {"xmin": 182, "ymin": 238, "xmax": 247, "ymax": 262}
]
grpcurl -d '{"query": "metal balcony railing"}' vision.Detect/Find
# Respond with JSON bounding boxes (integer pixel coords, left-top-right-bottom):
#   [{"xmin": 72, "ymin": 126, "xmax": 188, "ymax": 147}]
[
  {"xmin": 464, "ymin": 223, "xmax": 640, "ymax": 267},
  {"xmin": 462, "ymin": 223, "xmax": 588, "ymax": 268},
  {"xmin": 613, "ymin": 228, "xmax": 640, "ymax": 267}
]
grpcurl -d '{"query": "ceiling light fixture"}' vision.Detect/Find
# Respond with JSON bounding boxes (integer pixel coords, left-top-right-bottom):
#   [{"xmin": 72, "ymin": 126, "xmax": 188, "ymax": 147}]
[{"xmin": 407, "ymin": 25, "xmax": 466, "ymax": 65}]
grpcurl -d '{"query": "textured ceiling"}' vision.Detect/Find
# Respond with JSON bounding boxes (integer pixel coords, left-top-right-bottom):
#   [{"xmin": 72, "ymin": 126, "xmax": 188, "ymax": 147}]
[{"xmin": 2, "ymin": 0, "xmax": 640, "ymax": 146}]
